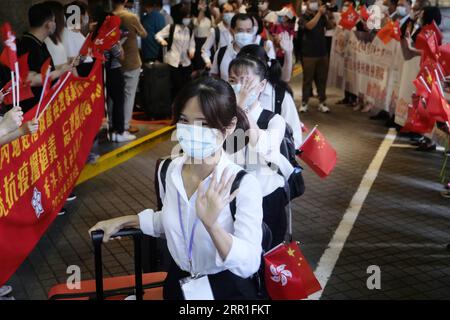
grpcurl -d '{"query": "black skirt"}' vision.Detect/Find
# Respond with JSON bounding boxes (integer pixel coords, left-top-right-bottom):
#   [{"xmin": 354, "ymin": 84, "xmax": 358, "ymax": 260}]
[{"xmin": 163, "ymin": 257, "xmax": 260, "ymax": 300}]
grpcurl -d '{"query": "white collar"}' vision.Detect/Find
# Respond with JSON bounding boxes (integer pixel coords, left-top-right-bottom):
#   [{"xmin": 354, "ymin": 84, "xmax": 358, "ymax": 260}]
[{"xmin": 171, "ymin": 151, "xmax": 232, "ymax": 203}]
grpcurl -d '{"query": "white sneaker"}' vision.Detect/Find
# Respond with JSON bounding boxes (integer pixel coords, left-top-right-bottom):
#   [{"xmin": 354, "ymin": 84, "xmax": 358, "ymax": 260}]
[
  {"xmin": 0, "ymin": 286, "xmax": 12, "ymax": 297},
  {"xmin": 318, "ymin": 103, "xmax": 330, "ymax": 113},
  {"xmin": 110, "ymin": 133, "xmax": 117, "ymax": 142},
  {"xmin": 115, "ymin": 132, "xmax": 137, "ymax": 143},
  {"xmin": 299, "ymin": 104, "xmax": 309, "ymax": 113}
]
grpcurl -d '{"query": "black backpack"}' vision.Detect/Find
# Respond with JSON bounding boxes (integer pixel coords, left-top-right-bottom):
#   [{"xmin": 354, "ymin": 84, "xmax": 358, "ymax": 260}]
[
  {"xmin": 167, "ymin": 24, "xmax": 193, "ymax": 52},
  {"xmin": 256, "ymin": 107, "xmax": 305, "ymax": 200}
]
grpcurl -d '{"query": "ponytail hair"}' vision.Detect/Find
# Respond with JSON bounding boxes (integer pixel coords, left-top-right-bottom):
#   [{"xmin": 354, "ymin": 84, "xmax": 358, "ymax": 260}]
[{"xmin": 238, "ymin": 44, "xmax": 293, "ymax": 97}]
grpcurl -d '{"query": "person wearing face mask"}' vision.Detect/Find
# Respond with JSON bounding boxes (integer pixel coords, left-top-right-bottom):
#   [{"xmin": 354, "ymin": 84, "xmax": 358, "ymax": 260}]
[
  {"xmin": 211, "ymin": 13, "xmax": 275, "ymax": 81},
  {"xmin": 90, "ymin": 77, "xmax": 264, "ymax": 300},
  {"xmin": 299, "ymin": 0, "xmax": 334, "ymax": 113},
  {"xmin": 192, "ymin": 0, "xmax": 213, "ymax": 75},
  {"xmin": 257, "ymin": 0, "xmax": 271, "ymax": 20},
  {"xmin": 227, "ymin": 55, "xmax": 294, "ymax": 247},
  {"xmin": 16, "ymin": 3, "xmax": 73, "ymax": 113},
  {"xmin": 383, "ymin": 0, "xmax": 398, "ymax": 20},
  {"xmin": 43, "ymin": 1, "xmax": 70, "ymax": 71},
  {"xmin": 156, "ymin": 6, "xmax": 195, "ymax": 103},
  {"xmin": 201, "ymin": 2, "xmax": 235, "ymax": 69},
  {"xmin": 402, "ymin": 0, "xmax": 430, "ymax": 42},
  {"xmin": 395, "ymin": 0, "xmax": 412, "ymax": 30},
  {"xmin": 62, "ymin": 1, "xmax": 93, "ymax": 68}
]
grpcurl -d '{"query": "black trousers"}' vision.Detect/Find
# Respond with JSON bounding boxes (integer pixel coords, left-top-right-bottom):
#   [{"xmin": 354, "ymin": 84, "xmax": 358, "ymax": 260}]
[
  {"xmin": 170, "ymin": 65, "xmax": 192, "ymax": 103},
  {"xmin": 163, "ymin": 257, "xmax": 259, "ymax": 300},
  {"xmin": 263, "ymin": 187, "xmax": 288, "ymax": 248},
  {"xmin": 106, "ymin": 67, "xmax": 125, "ymax": 134}
]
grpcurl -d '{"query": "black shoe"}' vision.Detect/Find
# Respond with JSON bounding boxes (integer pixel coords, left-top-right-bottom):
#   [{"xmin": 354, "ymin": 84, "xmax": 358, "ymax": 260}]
[
  {"xmin": 66, "ymin": 193, "xmax": 77, "ymax": 202},
  {"xmin": 370, "ymin": 110, "xmax": 390, "ymax": 120},
  {"xmin": 58, "ymin": 208, "xmax": 67, "ymax": 216},
  {"xmin": 416, "ymin": 143, "xmax": 436, "ymax": 152},
  {"xmin": 336, "ymin": 98, "xmax": 350, "ymax": 105},
  {"xmin": 411, "ymin": 137, "xmax": 426, "ymax": 146}
]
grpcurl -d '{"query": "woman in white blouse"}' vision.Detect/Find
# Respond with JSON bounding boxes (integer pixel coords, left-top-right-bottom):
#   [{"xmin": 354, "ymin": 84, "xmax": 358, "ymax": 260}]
[
  {"xmin": 44, "ymin": 1, "xmax": 69, "ymax": 70},
  {"xmin": 90, "ymin": 77, "xmax": 263, "ymax": 300},
  {"xmin": 155, "ymin": 6, "xmax": 195, "ymax": 103},
  {"xmin": 192, "ymin": 0, "xmax": 212, "ymax": 76},
  {"xmin": 227, "ymin": 55, "xmax": 294, "ymax": 247}
]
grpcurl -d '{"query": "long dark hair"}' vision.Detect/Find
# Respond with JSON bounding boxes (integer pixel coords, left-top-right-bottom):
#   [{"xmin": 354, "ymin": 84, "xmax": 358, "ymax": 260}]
[
  {"xmin": 91, "ymin": 6, "xmax": 111, "ymax": 40},
  {"xmin": 237, "ymin": 44, "xmax": 294, "ymax": 97},
  {"xmin": 45, "ymin": 1, "xmax": 65, "ymax": 44},
  {"xmin": 173, "ymin": 77, "xmax": 250, "ymax": 136}
]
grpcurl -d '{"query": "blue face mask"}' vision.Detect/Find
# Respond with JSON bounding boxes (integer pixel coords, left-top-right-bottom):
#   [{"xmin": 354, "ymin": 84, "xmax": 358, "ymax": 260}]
[
  {"xmin": 231, "ymin": 83, "xmax": 259, "ymax": 110},
  {"xmin": 176, "ymin": 123, "xmax": 223, "ymax": 160},
  {"xmin": 234, "ymin": 32, "xmax": 254, "ymax": 48},
  {"xmin": 223, "ymin": 13, "xmax": 235, "ymax": 26}
]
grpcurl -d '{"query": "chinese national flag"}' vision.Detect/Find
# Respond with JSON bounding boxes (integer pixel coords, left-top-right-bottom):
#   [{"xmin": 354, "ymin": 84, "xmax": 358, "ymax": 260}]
[
  {"xmin": 438, "ymin": 43, "xmax": 450, "ymax": 75},
  {"xmin": 359, "ymin": 5, "xmax": 370, "ymax": 21},
  {"xmin": 413, "ymin": 77, "xmax": 430, "ymax": 100},
  {"xmin": 401, "ymin": 96, "xmax": 435, "ymax": 134},
  {"xmin": 377, "ymin": 20, "xmax": 396, "ymax": 44},
  {"xmin": 0, "ymin": 79, "xmax": 34, "ymax": 106},
  {"xmin": 264, "ymin": 242, "xmax": 321, "ymax": 300},
  {"xmin": 422, "ymin": 21, "xmax": 443, "ymax": 46},
  {"xmin": 0, "ymin": 23, "xmax": 18, "ymax": 70},
  {"xmin": 339, "ymin": 4, "xmax": 360, "ymax": 30},
  {"xmin": 40, "ymin": 58, "xmax": 52, "ymax": 97},
  {"xmin": 299, "ymin": 127, "xmax": 337, "ymax": 178},
  {"xmin": 427, "ymin": 82, "xmax": 450, "ymax": 123}
]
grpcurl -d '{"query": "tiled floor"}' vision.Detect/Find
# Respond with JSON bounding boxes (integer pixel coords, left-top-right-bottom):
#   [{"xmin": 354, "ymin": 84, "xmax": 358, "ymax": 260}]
[{"xmin": 6, "ymin": 78, "xmax": 450, "ymax": 300}]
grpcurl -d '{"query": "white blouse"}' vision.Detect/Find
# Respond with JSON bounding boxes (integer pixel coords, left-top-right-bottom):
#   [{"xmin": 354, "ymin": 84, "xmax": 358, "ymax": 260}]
[
  {"xmin": 259, "ymin": 83, "xmax": 303, "ymax": 149},
  {"xmin": 138, "ymin": 151, "xmax": 263, "ymax": 279},
  {"xmin": 44, "ymin": 38, "xmax": 68, "ymax": 67},
  {"xmin": 193, "ymin": 17, "xmax": 212, "ymax": 38},
  {"xmin": 229, "ymin": 103, "xmax": 293, "ymax": 197},
  {"xmin": 155, "ymin": 24, "xmax": 196, "ymax": 68}
]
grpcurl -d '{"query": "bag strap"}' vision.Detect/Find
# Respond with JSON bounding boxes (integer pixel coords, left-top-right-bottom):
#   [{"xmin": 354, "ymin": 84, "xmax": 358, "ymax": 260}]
[
  {"xmin": 217, "ymin": 46, "xmax": 227, "ymax": 78},
  {"xmin": 229, "ymin": 170, "xmax": 247, "ymax": 220},
  {"xmin": 214, "ymin": 26, "xmax": 220, "ymax": 51},
  {"xmin": 167, "ymin": 24, "xmax": 176, "ymax": 52},
  {"xmin": 274, "ymin": 84, "xmax": 286, "ymax": 115},
  {"xmin": 257, "ymin": 109, "xmax": 276, "ymax": 130},
  {"xmin": 155, "ymin": 158, "xmax": 173, "ymax": 211}
]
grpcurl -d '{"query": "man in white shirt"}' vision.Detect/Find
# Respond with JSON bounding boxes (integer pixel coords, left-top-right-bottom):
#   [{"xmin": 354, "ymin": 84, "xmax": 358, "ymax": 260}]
[
  {"xmin": 210, "ymin": 13, "xmax": 275, "ymax": 81},
  {"xmin": 201, "ymin": 2, "xmax": 235, "ymax": 69}
]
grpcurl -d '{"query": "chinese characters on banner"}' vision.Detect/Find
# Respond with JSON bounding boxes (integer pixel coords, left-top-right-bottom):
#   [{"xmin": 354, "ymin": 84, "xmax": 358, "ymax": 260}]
[
  {"xmin": 0, "ymin": 60, "xmax": 105, "ymax": 286},
  {"xmin": 327, "ymin": 28, "xmax": 403, "ymax": 113}
]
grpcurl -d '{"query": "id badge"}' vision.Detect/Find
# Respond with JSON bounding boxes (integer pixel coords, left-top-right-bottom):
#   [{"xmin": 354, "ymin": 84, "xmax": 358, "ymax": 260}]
[{"xmin": 179, "ymin": 275, "xmax": 214, "ymax": 300}]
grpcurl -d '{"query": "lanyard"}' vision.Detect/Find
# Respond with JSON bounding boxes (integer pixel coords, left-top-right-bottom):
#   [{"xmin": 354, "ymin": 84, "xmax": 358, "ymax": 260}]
[{"xmin": 177, "ymin": 191, "xmax": 199, "ymax": 277}]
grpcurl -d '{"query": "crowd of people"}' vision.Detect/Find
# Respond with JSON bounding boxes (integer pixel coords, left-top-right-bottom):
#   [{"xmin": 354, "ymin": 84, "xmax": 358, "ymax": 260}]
[{"xmin": 0, "ymin": 0, "xmax": 448, "ymax": 300}]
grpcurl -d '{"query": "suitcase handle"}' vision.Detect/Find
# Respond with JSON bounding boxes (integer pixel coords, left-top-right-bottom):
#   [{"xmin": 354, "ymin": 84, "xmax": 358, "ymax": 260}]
[{"xmin": 91, "ymin": 229, "xmax": 144, "ymax": 301}]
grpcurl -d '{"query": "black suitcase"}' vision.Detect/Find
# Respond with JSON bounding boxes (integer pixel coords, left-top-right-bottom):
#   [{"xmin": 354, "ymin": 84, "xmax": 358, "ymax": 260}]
[{"xmin": 141, "ymin": 61, "xmax": 172, "ymax": 119}]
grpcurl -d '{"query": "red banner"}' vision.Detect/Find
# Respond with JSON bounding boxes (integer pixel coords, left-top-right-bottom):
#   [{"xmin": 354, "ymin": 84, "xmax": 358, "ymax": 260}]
[{"xmin": 0, "ymin": 60, "xmax": 105, "ymax": 286}]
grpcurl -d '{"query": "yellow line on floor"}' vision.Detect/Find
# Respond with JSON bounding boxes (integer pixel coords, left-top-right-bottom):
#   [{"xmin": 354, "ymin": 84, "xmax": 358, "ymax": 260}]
[
  {"xmin": 293, "ymin": 64, "xmax": 303, "ymax": 78},
  {"xmin": 76, "ymin": 125, "xmax": 175, "ymax": 186}
]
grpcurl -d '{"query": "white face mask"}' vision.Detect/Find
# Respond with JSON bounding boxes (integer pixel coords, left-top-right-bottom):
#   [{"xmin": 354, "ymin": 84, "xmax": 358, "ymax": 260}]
[
  {"xmin": 223, "ymin": 12, "xmax": 235, "ymax": 25},
  {"xmin": 397, "ymin": 6, "xmax": 407, "ymax": 17},
  {"xmin": 231, "ymin": 83, "xmax": 260, "ymax": 109},
  {"xmin": 182, "ymin": 18, "xmax": 191, "ymax": 26},
  {"xmin": 234, "ymin": 32, "xmax": 254, "ymax": 48},
  {"xmin": 301, "ymin": 5, "xmax": 307, "ymax": 13},
  {"xmin": 176, "ymin": 123, "xmax": 223, "ymax": 160},
  {"xmin": 309, "ymin": 2, "xmax": 319, "ymax": 11},
  {"xmin": 218, "ymin": 0, "xmax": 228, "ymax": 6}
]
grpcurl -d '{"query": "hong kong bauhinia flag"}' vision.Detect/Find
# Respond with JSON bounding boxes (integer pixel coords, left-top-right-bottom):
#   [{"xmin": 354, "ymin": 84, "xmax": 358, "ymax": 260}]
[
  {"xmin": 264, "ymin": 242, "xmax": 321, "ymax": 300},
  {"xmin": 0, "ymin": 23, "xmax": 18, "ymax": 70},
  {"xmin": 298, "ymin": 127, "xmax": 337, "ymax": 178},
  {"xmin": 339, "ymin": 4, "xmax": 360, "ymax": 30}
]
